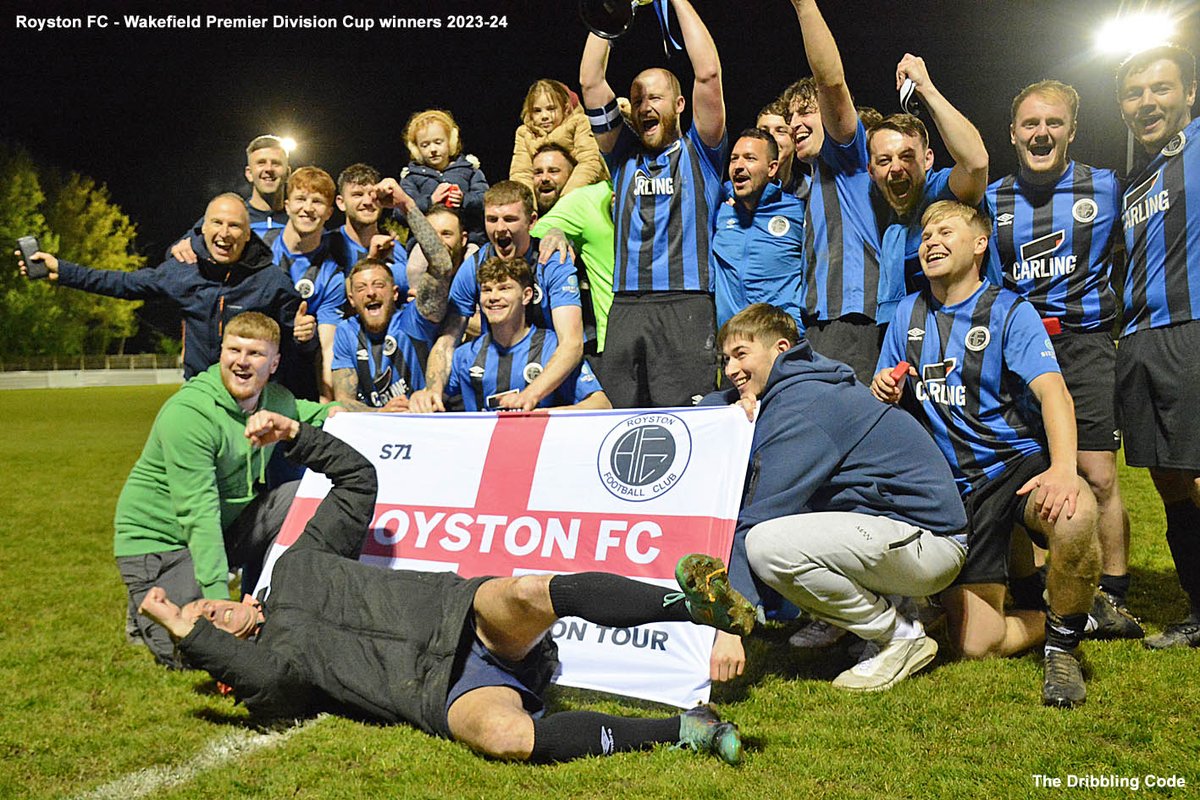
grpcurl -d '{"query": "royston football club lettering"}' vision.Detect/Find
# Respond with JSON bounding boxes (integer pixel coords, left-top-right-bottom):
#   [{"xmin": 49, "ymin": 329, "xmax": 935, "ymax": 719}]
[
  {"xmin": 523, "ymin": 361, "xmax": 543, "ymax": 384},
  {"xmin": 1013, "ymin": 229, "xmax": 1075, "ymax": 281},
  {"xmin": 633, "ymin": 168, "xmax": 674, "ymax": 196},
  {"xmin": 907, "ymin": 327, "xmax": 925, "ymax": 342},
  {"xmin": 916, "ymin": 358, "xmax": 966, "ymax": 406},
  {"xmin": 1071, "ymin": 198, "xmax": 1098, "ymax": 224},
  {"xmin": 1123, "ymin": 169, "xmax": 1168, "ymax": 230},
  {"xmin": 768, "ymin": 216, "xmax": 790, "ymax": 237},
  {"xmin": 382, "ymin": 336, "xmax": 398, "ymax": 357},
  {"xmin": 964, "ymin": 326, "xmax": 991, "ymax": 352},
  {"xmin": 597, "ymin": 413, "xmax": 692, "ymax": 502},
  {"xmin": 1162, "ymin": 130, "xmax": 1186, "ymax": 158},
  {"xmin": 295, "ymin": 278, "xmax": 315, "ymax": 298}
]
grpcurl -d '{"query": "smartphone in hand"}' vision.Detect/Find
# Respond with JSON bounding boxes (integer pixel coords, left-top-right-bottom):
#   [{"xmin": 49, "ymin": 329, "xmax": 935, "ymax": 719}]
[{"xmin": 17, "ymin": 236, "xmax": 48, "ymax": 279}]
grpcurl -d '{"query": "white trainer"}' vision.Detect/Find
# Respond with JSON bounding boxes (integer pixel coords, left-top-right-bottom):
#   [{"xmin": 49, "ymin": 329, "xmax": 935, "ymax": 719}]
[{"xmin": 832, "ymin": 635, "xmax": 938, "ymax": 692}]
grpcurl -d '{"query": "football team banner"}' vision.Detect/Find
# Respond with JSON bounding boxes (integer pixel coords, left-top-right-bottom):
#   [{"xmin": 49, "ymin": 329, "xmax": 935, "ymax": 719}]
[{"xmin": 255, "ymin": 406, "xmax": 754, "ymax": 708}]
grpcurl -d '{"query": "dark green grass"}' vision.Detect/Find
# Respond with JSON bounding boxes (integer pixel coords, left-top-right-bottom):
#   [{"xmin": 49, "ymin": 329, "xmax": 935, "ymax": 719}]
[{"xmin": 0, "ymin": 386, "xmax": 1197, "ymax": 799}]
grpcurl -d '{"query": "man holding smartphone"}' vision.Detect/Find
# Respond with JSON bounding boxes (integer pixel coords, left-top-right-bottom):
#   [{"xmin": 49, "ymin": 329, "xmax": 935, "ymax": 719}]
[{"xmin": 16, "ymin": 194, "xmax": 308, "ymax": 384}]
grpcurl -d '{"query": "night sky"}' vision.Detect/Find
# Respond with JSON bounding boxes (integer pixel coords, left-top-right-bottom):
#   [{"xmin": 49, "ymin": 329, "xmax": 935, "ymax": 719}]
[{"xmin": 3, "ymin": 1, "xmax": 1197, "ymax": 304}]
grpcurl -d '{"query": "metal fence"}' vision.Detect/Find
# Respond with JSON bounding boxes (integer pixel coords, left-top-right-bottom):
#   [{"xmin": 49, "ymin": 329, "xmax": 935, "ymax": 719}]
[{"xmin": 0, "ymin": 354, "xmax": 180, "ymax": 372}]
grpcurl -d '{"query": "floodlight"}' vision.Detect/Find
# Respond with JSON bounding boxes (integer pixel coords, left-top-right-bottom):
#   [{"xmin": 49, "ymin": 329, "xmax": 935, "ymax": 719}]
[{"xmin": 1095, "ymin": 12, "xmax": 1177, "ymax": 57}]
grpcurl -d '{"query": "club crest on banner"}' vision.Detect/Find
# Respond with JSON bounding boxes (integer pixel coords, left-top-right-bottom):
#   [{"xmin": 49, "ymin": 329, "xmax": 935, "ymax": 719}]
[{"xmin": 598, "ymin": 413, "xmax": 692, "ymax": 501}]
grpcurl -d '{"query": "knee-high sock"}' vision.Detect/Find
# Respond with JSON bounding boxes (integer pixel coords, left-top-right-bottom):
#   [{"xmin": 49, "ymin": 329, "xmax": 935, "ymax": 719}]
[
  {"xmin": 530, "ymin": 712, "xmax": 679, "ymax": 762},
  {"xmin": 548, "ymin": 573, "xmax": 691, "ymax": 627},
  {"xmin": 1164, "ymin": 500, "xmax": 1200, "ymax": 615}
]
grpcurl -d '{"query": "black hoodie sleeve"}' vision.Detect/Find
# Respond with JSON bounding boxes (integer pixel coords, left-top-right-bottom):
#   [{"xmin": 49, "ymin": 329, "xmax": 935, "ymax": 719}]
[
  {"xmin": 178, "ymin": 620, "xmax": 312, "ymax": 723},
  {"xmin": 177, "ymin": 422, "xmax": 376, "ymax": 721},
  {"xmin": 280, "ymin": 422, "xmax": 378, "ymax": 560}
]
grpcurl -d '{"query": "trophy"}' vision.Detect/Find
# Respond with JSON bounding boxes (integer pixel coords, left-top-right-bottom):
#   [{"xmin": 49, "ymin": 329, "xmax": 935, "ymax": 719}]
[
  {"xmin": 579, "ymin": 0, "xmax": 657, "ymax": 39},
  {"xmin": 583, "ymin": 0, "xmax": 692, "ymax": 55}
]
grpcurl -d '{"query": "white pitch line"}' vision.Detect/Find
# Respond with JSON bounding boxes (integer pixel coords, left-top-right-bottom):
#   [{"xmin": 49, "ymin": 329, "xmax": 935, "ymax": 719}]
[{"xmin": 72, "ymin": 715, "xmax": 324, "ymax": 800}]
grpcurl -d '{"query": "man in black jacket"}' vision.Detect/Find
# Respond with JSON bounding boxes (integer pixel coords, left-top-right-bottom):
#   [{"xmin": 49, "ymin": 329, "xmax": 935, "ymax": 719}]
[
  {"xmin": 139, "ymin": 410, "xmax": 751, "ymax": 764},
  {"xmin": 20, "ymin": 193, "xmax": 315, "ymax": 395}
]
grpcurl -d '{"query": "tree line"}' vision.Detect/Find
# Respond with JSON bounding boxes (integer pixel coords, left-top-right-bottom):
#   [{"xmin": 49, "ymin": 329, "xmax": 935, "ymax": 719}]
[{"xmin": 0, "ymin": 142, "xmax": 147, "ymax": 359}]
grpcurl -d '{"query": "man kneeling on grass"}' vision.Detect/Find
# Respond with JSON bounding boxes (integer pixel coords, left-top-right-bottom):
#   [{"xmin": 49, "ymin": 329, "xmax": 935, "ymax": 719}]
[
  {"xmin": 139, "ymin": 410, "xmax": 753, "ymax": 764},
  {"xmin": 702, "ymin": 303, "xmax": 968, "ymax": 693},
  {"xmin": 872, "ymin": 201, "xmax": 1100, "ymax": 707}
]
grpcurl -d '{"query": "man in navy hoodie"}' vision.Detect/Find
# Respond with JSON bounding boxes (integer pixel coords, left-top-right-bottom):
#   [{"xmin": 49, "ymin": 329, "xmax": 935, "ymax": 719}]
[
  {"xmin": 23, "ymin": 193, "xmax": 307, "ymax": 383},
  {"xmin": 701, "ymin": 303, "xmax": 966, "ymax": 691}
]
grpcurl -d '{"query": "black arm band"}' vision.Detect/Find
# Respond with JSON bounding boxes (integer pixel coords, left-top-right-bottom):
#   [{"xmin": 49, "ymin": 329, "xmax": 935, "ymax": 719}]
[{"xmin": 586, "ymin": 99, "xmax": 623, "ymax": 134}]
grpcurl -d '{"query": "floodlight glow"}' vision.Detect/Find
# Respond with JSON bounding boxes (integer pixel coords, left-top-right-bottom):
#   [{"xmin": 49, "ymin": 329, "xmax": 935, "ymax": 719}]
[
  {"xmin": 1095, "ymin": 12, "xmax": 1177, "ymax": 57},
  {"xmin": 279, "ymin": 136, "xmax": 298, "ymax": 154}
]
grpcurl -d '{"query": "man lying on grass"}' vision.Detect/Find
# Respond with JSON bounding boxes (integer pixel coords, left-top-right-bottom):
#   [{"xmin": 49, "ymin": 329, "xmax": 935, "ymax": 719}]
[{"xmin": 139, "ymin": 410, "xmax": 753, "ymax": 764}]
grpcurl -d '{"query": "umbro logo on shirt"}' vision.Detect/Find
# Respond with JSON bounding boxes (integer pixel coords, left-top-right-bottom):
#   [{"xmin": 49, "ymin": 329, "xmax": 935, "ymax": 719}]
[{"xmin": 907, "ymin": 327, "xmax": 925, "ymax": 342}]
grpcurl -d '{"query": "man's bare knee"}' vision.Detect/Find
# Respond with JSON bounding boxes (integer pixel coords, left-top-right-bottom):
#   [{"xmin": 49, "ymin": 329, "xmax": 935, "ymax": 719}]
[
  {"xmin": 463, "ymin": 714, "xmax": 533, "ymax": 761},
  {"xmin": 511, "ymin": 574, "xmax": 554, "ymax": 616},
  {"xmin": 448, "ymin": 688, "xmax": 534, "ymax": 761},
  {"xmin": 1078, "ymin": 453, "xmax": 1117, "ymax": 506},
  {"xmin": 1046, "ymin": 483, "xmax": 1101, "ymax": 580}
]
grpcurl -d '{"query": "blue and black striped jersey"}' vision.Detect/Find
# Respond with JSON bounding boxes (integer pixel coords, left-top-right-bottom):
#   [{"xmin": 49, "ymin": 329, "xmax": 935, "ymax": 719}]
[
  {"xmin": 331, "ymin": 305, "xmax": 438, "ymax": 407},
  {"xmin": 326, "ymin": 226, "xmax": 410, "ymax": 297},
  {"xmin": 606, "ymin": 125, "xmax": 726, "ymax": 293},
  {"xmin": 1121, "ymin": 115, "xmax": 1200, "ymax": 335},
  {"xmin": 448, "ymin": 241, "xmax": 582, "ymax": 338},
  {"xmin": 879, "ymin": 283, "xmax": 1061, "ymax": 495},
  {"xmin": 247, "ymin": 205, "xmax": 288, "ymax": 235},
  {"xmin": 986, "ymin": 161, "xmax": 1121, "ymax": 331},
  {"xmin": 446, "ymin": 325, "xmax": 602, "ymax": 411},
  {"xmin": 265, "ymin": 232, "xmax": 346, "ymax": 326},
  {"xmin": 801, "ymin": 121, "xmax": 884, "ymax": 323}
]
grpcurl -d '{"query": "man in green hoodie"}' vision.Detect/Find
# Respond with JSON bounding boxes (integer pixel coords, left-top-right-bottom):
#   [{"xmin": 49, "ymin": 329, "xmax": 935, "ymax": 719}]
[{"xmin": 115, "ymin": 311, "xmax": 333, "ymax": 668}]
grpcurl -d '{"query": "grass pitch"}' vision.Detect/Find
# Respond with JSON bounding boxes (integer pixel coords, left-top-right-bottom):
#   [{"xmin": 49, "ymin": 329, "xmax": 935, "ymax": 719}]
[{"xmin": 0, "ymin": 385, "xmax": 1197, "ymax": 799}]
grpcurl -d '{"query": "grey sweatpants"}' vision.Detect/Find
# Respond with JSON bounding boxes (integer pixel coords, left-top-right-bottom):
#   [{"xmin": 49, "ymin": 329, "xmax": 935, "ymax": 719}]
[
  {"xmin": 117, "ymin": 480, "xmax": 300, "ymax": 668},
  {"xmin": 746, "ymin": 512, "xmax": 965, "ymax": 642}
]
